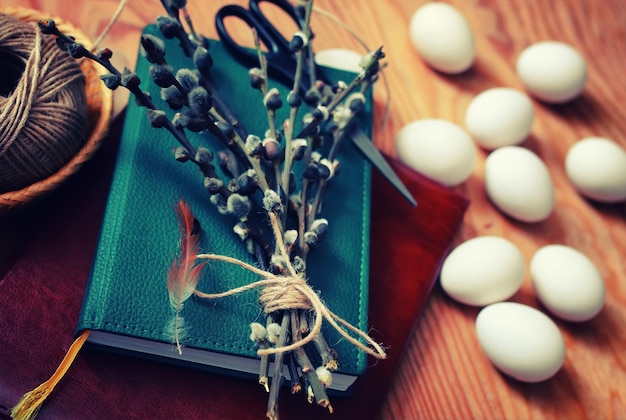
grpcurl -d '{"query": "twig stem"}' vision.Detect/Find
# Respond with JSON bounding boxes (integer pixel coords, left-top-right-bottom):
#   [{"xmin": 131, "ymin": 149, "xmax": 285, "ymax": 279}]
[{"xmin": 266, "ymin": 312, "xmax": 290, "ymax": 420}]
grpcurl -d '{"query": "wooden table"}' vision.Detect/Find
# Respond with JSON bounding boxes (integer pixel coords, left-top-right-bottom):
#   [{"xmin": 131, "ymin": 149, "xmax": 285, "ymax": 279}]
[{"xmin": 6, "ymin": 1, "xmax": 626, "ymax": 418}]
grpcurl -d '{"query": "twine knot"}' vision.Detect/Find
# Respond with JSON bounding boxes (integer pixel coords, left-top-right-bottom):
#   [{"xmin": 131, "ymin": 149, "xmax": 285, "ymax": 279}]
[
  {"xmin": 194, "ymin": 252, "xmax": 387, "ymax": 360},
  {"xmin": 259, "ymin": 276, "xmax": 312, "ymax": 313}
]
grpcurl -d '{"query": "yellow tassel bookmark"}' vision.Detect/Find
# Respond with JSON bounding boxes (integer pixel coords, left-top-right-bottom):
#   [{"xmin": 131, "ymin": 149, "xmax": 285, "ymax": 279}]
[{"xmin": 11, "ymin": 330, "xmax": 91, "ymax": 420}]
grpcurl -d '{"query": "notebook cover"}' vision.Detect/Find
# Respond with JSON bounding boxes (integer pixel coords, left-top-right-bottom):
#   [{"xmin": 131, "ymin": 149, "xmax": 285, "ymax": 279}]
[{"xmin": 76, "ymin": 24, "xmax": 372, "ymax": 378}]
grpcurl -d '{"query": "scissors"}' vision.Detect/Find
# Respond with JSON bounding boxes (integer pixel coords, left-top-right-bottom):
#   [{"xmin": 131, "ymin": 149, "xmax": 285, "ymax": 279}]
[{"xmin": 215, "ymin": 0, "xmax": 417, "ymax": 206}]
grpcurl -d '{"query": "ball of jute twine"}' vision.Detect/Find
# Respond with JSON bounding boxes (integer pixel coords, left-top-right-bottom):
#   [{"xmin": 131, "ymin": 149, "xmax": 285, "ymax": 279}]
[
  {"xmin": 0, "ymin": 7, "xmax": 113, "ymax": 212},
  {"xmin": 0, "ymin": 13, "xmax": 87, "ymax": 194}
]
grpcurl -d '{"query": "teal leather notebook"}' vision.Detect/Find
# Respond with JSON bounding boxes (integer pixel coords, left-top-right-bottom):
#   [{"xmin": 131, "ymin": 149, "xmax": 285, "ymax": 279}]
[{"xmin": 77, "ymin": 25, "xmax": 372, "ymax": 392}]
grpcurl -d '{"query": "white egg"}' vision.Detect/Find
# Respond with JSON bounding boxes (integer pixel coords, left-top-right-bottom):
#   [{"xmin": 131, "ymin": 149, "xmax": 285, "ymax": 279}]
[
  {"xmin": 516, "ymin": 41, "xmax": 587, "ymax": 103},
  {"xmin": 565, "ymin": 137, "xmax": 626, "ymax": 203},
  {"xmin": 409, "ymin": 3, "xmax": 475, "ymax": 74},
  {"xmin": 484, "ymin": 146, "xmax": 555, "ymax": 222},
  {"xmin": 531, "ymin": 245, "xmax": 605, "ymax": 322},
  {"xmin": 395, "ymin": 119, "xmax": 477, "ymax": 186},
  {"xmin": 465, "ymin": 88, "xmax": 535, "ymax": 150},
  {"xmin": 476, "ymin": 302, "xmax": 566, "ymax": 383},
  {"xmin": 441, "ymin": 236, "xmax": 525, "ymax": 306},
  {"xmin": 314, "ymin": 48, "xmax": 363, "ymax": 74}
]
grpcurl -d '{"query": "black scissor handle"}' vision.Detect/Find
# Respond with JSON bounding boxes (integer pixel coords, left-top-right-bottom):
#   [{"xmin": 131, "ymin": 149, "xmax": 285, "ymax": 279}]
[
  {"xmin": 250, "ymin": 0, "xmax": 333, "ymax": 90},
  {"xmin": 215, "ymin": 0, "xmax": 327, "ymax": 93},
  {"xmin": 249, "ymin": 0, "xmax": 296, "ymax": 49},
  {"xmin": 248, "ymin": 0, "xmax": 305, "ymax": 48},
  {"xmin": 215, "ymin": 0, "xmax": 301, "ymax": 63},
  {"xmin": 215, "ymin": 4, "xmax": 267, "ymax": 69}
]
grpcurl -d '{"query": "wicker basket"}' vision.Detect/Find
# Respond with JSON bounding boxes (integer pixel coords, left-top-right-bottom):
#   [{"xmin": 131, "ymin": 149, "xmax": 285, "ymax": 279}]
[{"xmin": 0, "ymin": 7, "xmax": 114, "ymax": 212}]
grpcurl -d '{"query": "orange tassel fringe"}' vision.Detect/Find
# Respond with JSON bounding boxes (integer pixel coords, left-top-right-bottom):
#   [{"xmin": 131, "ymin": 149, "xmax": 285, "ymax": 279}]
[{"xmin": 11, "ymin": 330, "xmax": 91, "ymax": 420}]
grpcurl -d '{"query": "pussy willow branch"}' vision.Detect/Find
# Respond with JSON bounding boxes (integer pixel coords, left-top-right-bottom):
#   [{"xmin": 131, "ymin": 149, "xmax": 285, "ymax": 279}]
[
  {"xmin": 281, "ymin": 0, "xmax": 315, "ymax": 223},
  {"xmin": 41, "ymin": 2, "xmax": 386, "ymax": 416},
  {"xmin": 251, "ymin": 30, "xmax": 280, "ymax": 147},
  {"xmin": 295, "ymin": 47, "xmax": 383, "ymax": 141},
  {"xmin": 38, "ymin": 20, "xmax": 224, "ymax": 183}
]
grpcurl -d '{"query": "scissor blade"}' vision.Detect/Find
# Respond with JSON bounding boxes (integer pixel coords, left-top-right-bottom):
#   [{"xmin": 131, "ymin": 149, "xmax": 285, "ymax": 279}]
[{"xmin": 346, "ymin": 126, "xmax": 417, "ymax": 207}]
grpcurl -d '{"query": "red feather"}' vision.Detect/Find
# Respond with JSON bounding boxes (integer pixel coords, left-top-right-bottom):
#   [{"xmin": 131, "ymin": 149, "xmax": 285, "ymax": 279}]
[{"xmin": 167, "ymin": 199, "xmax": 204, "ymax": 354}]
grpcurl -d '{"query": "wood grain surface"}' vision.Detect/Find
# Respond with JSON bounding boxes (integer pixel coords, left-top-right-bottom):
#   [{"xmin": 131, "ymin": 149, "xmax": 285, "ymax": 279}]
[{"xmin": 5, "ymin": 0, "xmax": 626, "ymax": 418}]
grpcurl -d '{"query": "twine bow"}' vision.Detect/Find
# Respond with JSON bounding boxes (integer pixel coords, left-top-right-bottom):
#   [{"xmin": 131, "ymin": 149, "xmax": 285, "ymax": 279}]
[{"xmin": 193, "ymin": 212, "xmax": 387, "ymax": 359}]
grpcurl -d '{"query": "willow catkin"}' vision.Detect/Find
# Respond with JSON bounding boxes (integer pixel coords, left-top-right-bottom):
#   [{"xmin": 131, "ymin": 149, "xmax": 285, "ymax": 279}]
[{"xmin": 0, "ymin": 13, "xmax": 87, "ymax": 193}]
